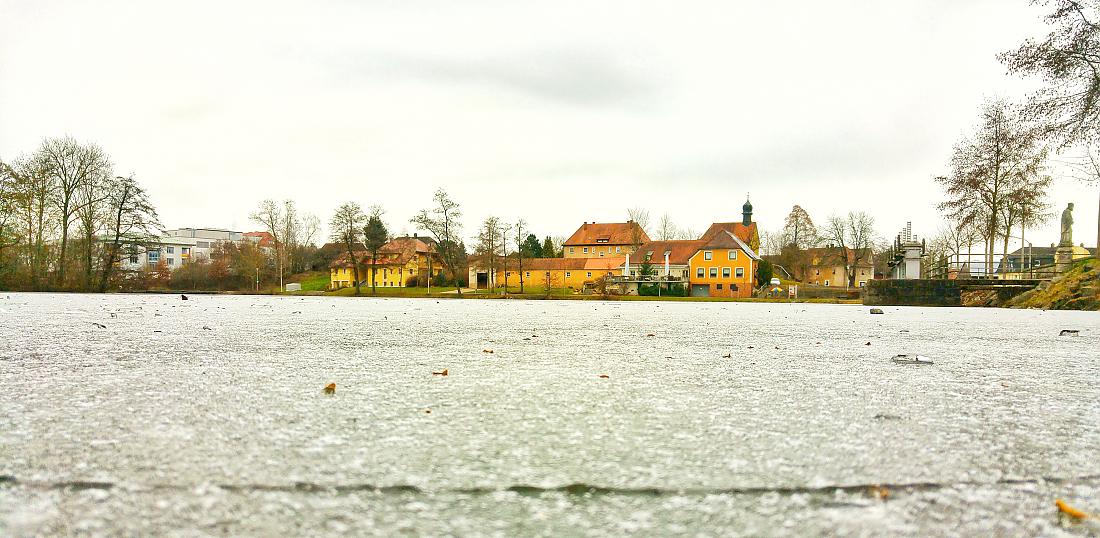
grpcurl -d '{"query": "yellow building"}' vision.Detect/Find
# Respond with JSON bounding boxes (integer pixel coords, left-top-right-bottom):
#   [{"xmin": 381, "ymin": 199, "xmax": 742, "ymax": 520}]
[
  {"xmin": 802, "ymin": 247, "xmax": 874, "ymax": 288},
  {"xmin": 329, "ymin": 236, "xmax": 444, "ymax": 290},
  {"xmin": 562, "ymin": 221, "xmax": 649, "ymax": 258},
  {"xmin": 470, "ymin": 256, "xmax": 624, "ymax": 291},
  {"xmin": 686, "ymin": 230, "xmax": 759, "ymax": 298}
]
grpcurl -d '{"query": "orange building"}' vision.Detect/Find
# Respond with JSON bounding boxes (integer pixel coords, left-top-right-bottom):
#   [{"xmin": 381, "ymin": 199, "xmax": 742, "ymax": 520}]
[{"xmin": 562, "ymin": 221, "xmax": 649, "ymax": 258}]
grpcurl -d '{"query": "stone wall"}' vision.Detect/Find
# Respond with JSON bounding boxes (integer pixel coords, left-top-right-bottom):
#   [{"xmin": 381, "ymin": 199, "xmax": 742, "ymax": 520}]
[
  {"xmin": 864, "ymin": 279, "xmax": 1042, "ymax": 307},
  {"xmin": 863, "ymin": 280, "xmax": 962, "ymax": 306}
]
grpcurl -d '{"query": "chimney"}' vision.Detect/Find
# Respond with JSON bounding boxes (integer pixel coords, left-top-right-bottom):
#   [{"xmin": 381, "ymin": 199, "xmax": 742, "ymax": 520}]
[{"xmin": 624, "ymin": 253, "xmax": 630, "ymax": 276}]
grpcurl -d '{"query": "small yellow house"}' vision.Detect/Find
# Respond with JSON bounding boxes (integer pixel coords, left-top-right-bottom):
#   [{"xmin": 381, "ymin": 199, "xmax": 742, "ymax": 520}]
[
  {"xmin": 330, "ymin": 236, "xmax": 444, "ymax": 290},
  {"xmin": 802, "ymin": 247, "xmax": 874, "ymax": 288},
  {"xmin": 686, "ymin": 230, "xmax": 759, "ymax": 298}
]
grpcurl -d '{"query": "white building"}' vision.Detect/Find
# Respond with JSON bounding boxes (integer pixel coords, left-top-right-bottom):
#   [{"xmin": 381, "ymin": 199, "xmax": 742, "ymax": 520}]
[
  {"xmin": 120, "ymin": 227, "xmax": 246, "ymax": 271},
  {"xmin": 888, "ymin": 222, "xmax": 924, "ymax": 279}
]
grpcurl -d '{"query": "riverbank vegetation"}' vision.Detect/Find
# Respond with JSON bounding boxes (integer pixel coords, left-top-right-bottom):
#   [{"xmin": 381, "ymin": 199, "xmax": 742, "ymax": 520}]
[
  {"xmin": 1006, "ymin": 259, "xmax": 1099, "ymax": 310},
  {"xmin": 0, "ymin": 137, "xmax": 162, "ymax": 292}
]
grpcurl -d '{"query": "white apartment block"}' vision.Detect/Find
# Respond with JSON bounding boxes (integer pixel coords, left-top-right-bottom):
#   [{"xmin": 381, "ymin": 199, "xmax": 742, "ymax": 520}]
[{"xmin": 120, "ymin": 227, "xmax": 247, "ymax": 271}]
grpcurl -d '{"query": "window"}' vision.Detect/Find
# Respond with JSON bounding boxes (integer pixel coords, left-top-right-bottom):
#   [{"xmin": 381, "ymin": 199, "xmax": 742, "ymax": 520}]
[
  {"xmin": 615, "ymin": 246, "xmax": 621, "ymax": 253},
  {"xmin": 704, "ymin": 251, "xmax": 713, "ymax": 260},
  {"xmin": 166, "ymin": 246, "xmax": 174, "ymax": 254},
  {"xmin": 197, "ymin": 241, "xmax": 210, "ymax": 248},
  {"xmin": 599, "ymin": 252, "xmax": 604, "ymax": 257},
  {"xmin": 709, "ymin": 268, "xmax": 718, "ymax": 277},
  {"xmin": 586, "ymin": 272, "xmax": 592, "ymax": 278},
  {"xmin": 697, "ymin": 267, "xmax": 704, "ymax": 278},
  {"xmin": 859, "ymin": 281, "xmax": 866, "ymax": 287},
  {"xmin": 569, "ymin": 247, "xmax": 575, "ymax": 253},
  {"xmin": 722, "ymin": 267, "xmax": 731, "ymax": 278},
  {"xmin": 717, "ymin": 283, "xmax": 723, "ymax": 290},
  {"xmin": 728, "ymin": 250, "xmax": 737, "ymax": 260},
  {"xmin": 565, "ymin": 272, "xmax": 571, "ymax": 277},
  {"xmin": 167, "ymin": 258, "xmax": 174, "ymax": 266},
  {"xmin": 182, "ymin": 247, "xmax": 190, "ymax": 255},
  {"xmin": 147, "ymin": 250, "xmax": 160, "ymax": 262},
  {"xmin": 824, "ymin": 280, "xmax": 830, "ymax": 286},
  {"xmin": 736, "ymin": 267, "xmax": 744, "ymax": 278},
  {"xmin": 525, "ymin": 272, "xmax": 531, "ymax": 278},
  {"xmin": 583, "ymin": 247, "xmax": 589, "ymax": 253},
  {"xmin": 129, "ymin": 255, "xmax": 138, "ymax": 264}
]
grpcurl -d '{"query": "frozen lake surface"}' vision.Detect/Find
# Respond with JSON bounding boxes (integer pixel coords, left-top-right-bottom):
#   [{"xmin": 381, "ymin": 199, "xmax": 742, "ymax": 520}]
[{"xmin": 1, "ymin": 292, "xmax": 1098, "ymax": 536}]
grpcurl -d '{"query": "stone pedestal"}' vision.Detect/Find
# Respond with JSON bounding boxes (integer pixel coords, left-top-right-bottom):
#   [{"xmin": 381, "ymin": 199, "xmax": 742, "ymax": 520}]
[{"xmin": 1054, "ymin": 245, "xmax": 1076, "ymax": 275}]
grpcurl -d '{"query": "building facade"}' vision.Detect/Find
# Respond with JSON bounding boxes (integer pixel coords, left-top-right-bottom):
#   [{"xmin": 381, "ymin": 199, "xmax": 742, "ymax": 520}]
[
  {"xmin": 118, "ymin": 227, "xmax": 249, "ymax": 271},
  {"xmin": 802, "ymin": 247, "xmax": 874, "ymax": 288},
  {"xmin": 329, "ymin": 236, "xmax": 444, "ymax": 289},
  {"xmin": 562, "ymin": 221, "xmax": 650, "ymax": 258}
]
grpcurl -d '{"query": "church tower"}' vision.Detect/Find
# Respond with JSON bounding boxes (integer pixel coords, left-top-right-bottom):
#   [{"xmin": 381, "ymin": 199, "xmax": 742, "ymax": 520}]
[{"xmin": 742, "ymin": 195, "xmax": 753, "ymax": 226}]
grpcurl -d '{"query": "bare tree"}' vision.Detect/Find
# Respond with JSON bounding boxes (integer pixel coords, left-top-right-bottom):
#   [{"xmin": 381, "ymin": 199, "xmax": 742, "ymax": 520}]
[
  {"xmin": 820, "ymin": 211, "xmax": 877, "ymax": 288},
  {"xmin": 677, "ymin": 227, "xmax": 700, "ymax": 240},
  {"xmin": 35, "ymin": 136, "xmax": 112, "ymax": 288},
  {"xmin": 330, "ymin": 202, "xmax": 366, "ymax": 295},
  {"xmin": 627, "ymin": 207, "xmax": 650, "ymax": 250},
  {"xmin": 656, "ymin": 213, "xmax": 678, "ymax": 241},
  {"xmin": 411, "ymin": 189, "xmax": 465, "ymax": 296},
  {"xmin": 251, "ymin": 199, "xmax": 301, "ymax": 291},
  {"xmin": 514, "ymin": 219, "xmax": 527, "ymax": 293},
  {"xmin": 0, "ymin": 161, "xmax": 17, "ymax": 281},
  {"xmin": 475, "ymin": 216, "xmax": 503, "ymax": 291},
  {"xmin": 937, "ymin": 99, "xmax": 1049, "ymax": 274},
  {"xmin": 5, "ymin": 155, "xmax": 55, "ymax": 289},
  {"xmin": 99, "ymin": 175, "xmax": 162, "ymax": 292},
  {"xmin": 1001, "ymin": 0, "xmax": 1100, "ymax": 147},
  {"xmin": 1002, "ymin": 0, "xmax": 1098, "ymax": 259},
  {"xmin": 294, "ymin": 213, "xmax": 321, "ymax": 272},
  {"xmin": 76, "ymin": 171, "xmax": 110, "ymax": 289}
]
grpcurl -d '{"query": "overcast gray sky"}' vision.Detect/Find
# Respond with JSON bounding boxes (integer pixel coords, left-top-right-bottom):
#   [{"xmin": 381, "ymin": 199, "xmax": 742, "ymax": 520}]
[{"xmin": 1, "ymin": 0, "xmax": 1095, "ymax": 249}]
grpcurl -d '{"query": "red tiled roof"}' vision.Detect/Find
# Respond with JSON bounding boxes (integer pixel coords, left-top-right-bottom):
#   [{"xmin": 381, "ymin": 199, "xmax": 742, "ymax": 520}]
[
  {"xmin": 511, "ymin": 258, "xmax": 588, "ymax": 271},
  {"xmin": 564, "ymin": 222, "xmax": 650, "ymax": 246},
  {"xmin": 243, "ymin": 231, "xmax": 275, "ymax": 247},
  {"xmin": 329, "ymin": 237, "xmax": 436, "ymax": 269},
  {"xmin": 805, "ymin": 247, "xmax": 873, "ymax": 266},
  {"xmin": 628, "ymin": 240, "xmax": 703, "ymax": 265},
  {"xmin": 700, "ymin": 222, "xmax": 757, "ymax": 246}
]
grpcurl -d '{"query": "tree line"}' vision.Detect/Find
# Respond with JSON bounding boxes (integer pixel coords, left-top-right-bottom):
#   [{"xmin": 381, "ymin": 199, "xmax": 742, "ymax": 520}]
[
  {"xmin": 0, "ymin": 136, "xmax": 161, "ymax": 291},
  {"xmin": 937, "ymin": 0, "xmax": 1100, "ymax": 271}
]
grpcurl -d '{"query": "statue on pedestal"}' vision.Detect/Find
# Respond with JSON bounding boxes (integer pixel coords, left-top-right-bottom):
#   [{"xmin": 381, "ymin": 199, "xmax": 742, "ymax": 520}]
[{"xmin": 1060, "ymin": 203, "xmax": 1074, "ymax": 247}]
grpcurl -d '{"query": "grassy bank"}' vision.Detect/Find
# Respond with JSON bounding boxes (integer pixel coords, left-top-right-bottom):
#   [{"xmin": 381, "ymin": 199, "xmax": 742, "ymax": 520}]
[
  {"xmin": 323, "ymin": 286, "xmax": 460, "ymax": 298},
  {"xmin": 1006, "ymin": 259, "xmax": 1099, "ymax": 310}
]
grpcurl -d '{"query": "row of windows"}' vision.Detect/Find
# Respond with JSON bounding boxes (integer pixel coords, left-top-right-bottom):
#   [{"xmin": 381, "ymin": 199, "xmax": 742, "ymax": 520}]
[
  {"xmin": 572, "ymin": 246, "xmax": 623, "ymax": 255},
  {"xmin": 702, "ymin": 250, "xmax": 738, "ymax": 261},
  {"xmin": 696, "ymin": 267, "xmax": 745, "ymax": 278}
]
